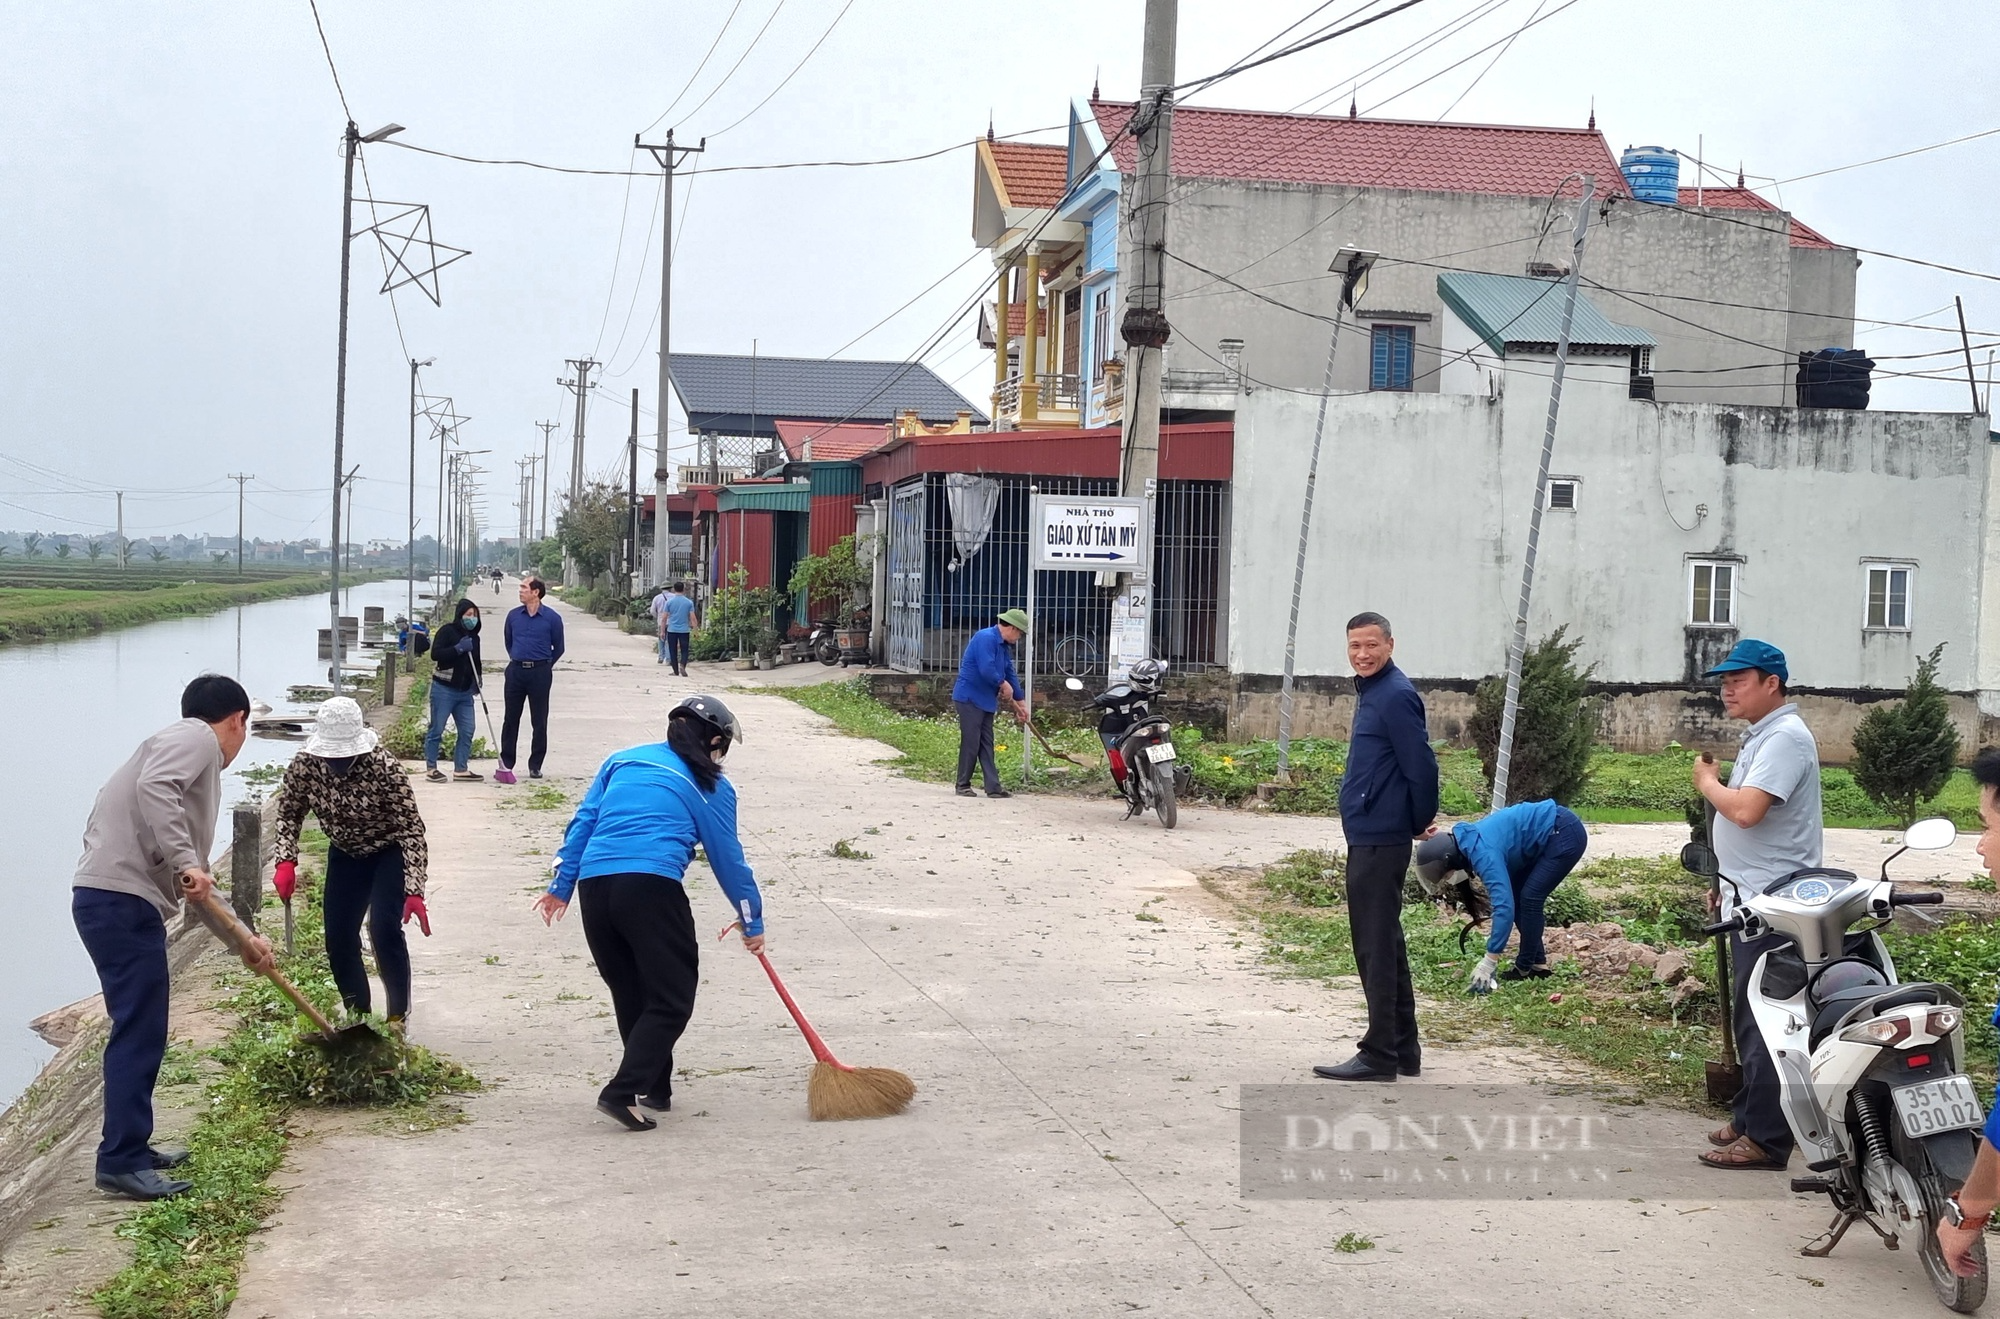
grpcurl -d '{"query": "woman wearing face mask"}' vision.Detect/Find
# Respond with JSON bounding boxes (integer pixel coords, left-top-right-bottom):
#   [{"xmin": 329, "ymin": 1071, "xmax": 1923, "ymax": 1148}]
[
  {"xmin": 273, "ymin": 698, "xmax": 432, "ymax": 1023},
  {"xmin": 424, "ymin": 598, "xmax": 483, "ymax": 783},
  {"xmin": 533, "ymin": 694, "xmax": 764, "ymax": 1131}
]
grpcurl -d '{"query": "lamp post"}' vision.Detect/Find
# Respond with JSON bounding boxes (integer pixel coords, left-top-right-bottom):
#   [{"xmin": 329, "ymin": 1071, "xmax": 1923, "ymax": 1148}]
[
  {"xmin": 407, "ymin": 356, "xmax": 434, "ymax": 622},
  {"xmin": 1274, "ymin": 246, "xmax": 1377, "ymax": 782},
  {"xmin": 327, "ymin": 119, "xmax": 405, "ymax": 682}
]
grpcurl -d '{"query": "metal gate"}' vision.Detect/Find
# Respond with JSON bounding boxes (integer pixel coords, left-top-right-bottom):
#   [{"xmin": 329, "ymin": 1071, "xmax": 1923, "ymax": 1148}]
[{"xmin": 886, "ymin": 479, "xmax": 925, "ymax": 673}]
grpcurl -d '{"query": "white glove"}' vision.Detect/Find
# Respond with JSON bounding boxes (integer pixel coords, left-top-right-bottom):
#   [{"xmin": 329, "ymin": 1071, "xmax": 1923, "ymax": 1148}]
[{"xmin": 1467, "ymin": 953, "xmax": 1500, "ymax": 996}]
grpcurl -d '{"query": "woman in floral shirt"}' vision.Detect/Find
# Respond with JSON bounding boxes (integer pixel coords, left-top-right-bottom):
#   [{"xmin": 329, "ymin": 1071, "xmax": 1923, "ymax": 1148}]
[{"xmin": 273, "ymin": 698, "xmax": 431, "ymax": 1022}]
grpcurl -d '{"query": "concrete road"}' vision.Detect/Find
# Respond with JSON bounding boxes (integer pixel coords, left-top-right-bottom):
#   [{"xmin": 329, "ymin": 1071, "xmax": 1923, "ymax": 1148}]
[{"xmin": 225, "ymin": 591, "xmax": 1963, "ymax": 1318}]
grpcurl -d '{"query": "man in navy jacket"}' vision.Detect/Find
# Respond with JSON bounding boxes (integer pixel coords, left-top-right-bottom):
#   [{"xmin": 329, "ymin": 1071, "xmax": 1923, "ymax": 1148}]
[{"xmin": 1316, "ymin": 612, "xmax": 1438, "ymax": 1082}]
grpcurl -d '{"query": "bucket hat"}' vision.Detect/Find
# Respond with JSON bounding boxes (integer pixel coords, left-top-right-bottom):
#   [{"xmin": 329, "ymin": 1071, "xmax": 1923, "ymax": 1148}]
[
  {"xmin": 303, "ymin": 697, "xmax": 380, "ymax": 758},
  {"xmin": 997, "ymin": 608, "xmax": 1031, "ymax": 633}
]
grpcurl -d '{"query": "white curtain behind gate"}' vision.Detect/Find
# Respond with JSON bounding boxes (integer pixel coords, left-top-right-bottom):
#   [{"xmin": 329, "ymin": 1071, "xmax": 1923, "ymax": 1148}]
[{"xmin": 944, "ymin": 473, "xmax": 1000, "ymax": 573}]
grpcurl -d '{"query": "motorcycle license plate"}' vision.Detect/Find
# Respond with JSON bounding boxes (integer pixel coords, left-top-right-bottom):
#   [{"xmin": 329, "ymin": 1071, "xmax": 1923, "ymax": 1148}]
[
  {"xmin": 1892, "ymin": 1075, "xmax": 1985, "ymax": 1138},
  {"xmin": 1146, "ymin": 743, "xmax": 1177, "ymax": 763}
]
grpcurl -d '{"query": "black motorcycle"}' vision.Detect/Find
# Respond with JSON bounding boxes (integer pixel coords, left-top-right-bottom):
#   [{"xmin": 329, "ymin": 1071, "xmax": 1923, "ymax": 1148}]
[{"xmin": 1071, "ymin": 661, "xmax": 1189, "ymax": 828}]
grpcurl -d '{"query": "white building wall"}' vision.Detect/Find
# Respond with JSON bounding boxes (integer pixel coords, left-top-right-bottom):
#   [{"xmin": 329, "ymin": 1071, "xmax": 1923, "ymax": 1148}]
[{"xmin": 1229, "ymin": 381, "xmax": 1993, "ymax": 696}]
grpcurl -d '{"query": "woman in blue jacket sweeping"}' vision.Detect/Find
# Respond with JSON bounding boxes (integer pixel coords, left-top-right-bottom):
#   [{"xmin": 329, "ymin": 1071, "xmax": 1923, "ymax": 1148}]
[
  {"xmin": 1414, "ymin": 799, "xmax": 1589, "ymax": 994},
  {"xmin": 533, "ymin": 695, "xmax": 764, "ymax": 1131}
]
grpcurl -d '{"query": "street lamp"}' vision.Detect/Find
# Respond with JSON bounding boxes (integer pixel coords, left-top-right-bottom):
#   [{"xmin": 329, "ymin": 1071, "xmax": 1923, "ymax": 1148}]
[
  {"xmin": 407, "ymin": 356, "xmax": 434, "ymax": 622},
  {"xmin": 327, "ymin": 119, "xmax": 408, "ymax": 683},
  {"xmin": 1273, "ymin": 246, "xmax": 1378, "ymax": 782}
]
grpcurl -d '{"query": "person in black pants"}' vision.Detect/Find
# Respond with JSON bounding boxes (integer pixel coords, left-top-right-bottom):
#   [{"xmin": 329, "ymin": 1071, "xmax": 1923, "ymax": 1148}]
[
  {"xmin": 1315, "ymin": 612, "xmax": 1438, "ymax": 1083},
  {"xmin": 534, "ymin": 695, "xmax": 764, "ymax": 1131},
  {"xmin": 500, "ymin": 574, "xmax": 565, "ymax": 780},
  {"xmin": 272, "ymin": 697, "xmax": 433, "ymax": 1021}
]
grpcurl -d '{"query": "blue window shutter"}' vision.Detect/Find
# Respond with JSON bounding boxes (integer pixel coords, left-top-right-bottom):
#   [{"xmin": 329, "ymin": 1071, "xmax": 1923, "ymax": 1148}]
[
  {"xmin": 1371, "ymin": 328, "xmax": 1391, "ymax": 389},
  {"xmin": 1392, "ymin": 326, "xmax": 1413, "ymax": 389}
]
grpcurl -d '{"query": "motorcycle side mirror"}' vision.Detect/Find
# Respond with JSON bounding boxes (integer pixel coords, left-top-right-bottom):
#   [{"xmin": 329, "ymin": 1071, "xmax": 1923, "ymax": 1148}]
[
  {"xmin": 1904, "ymin": 818, "xmax": 1957, "ymax": 851},
  {"xmin": 1064, "ymin": 678, "xmax": 1084, "ymax": 691},
  {"xmin": 1679, "ymin": 841, "xmax": 1720, "ymax": 878}
]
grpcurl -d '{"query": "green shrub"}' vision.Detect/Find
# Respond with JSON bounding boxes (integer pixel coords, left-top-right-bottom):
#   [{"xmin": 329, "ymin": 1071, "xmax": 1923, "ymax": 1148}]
[
  {"xmin": 1852, "ymin": 643, "xmax": 1961, "ymax": 826},
  {"xmin": 1542, "ymin": 883, "xmax": 1607, "ymax": 927},
  {"xmin": 1260, "ymin": 849, "xmax": 1346, "ymax": 906},
  {"xmin": 1468, "ymin": 626, "xmax": 1598, "ymax": 805}
]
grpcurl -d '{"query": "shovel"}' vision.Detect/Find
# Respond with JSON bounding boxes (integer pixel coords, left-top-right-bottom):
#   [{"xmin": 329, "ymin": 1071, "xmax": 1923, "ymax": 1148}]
[
  {"xmin": 1695, "ymin": 786, "xmax": 1744, "ymax": 1104},
  {"xmin": 181, "ymin": 877, "xmax": 381, "ymax": 1055}
]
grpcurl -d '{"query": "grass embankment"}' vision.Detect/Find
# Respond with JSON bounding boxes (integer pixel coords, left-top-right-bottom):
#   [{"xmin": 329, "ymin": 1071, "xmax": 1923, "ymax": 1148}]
[
  {"xmin": 0, "ymin": 573, "xmax": 330, "ymax": 645},
  {"xmin": 92, "ymin": 828, "xmax": 476, "ymax": 1319},
  {"xmin": 782, "ymin": 680, "xmax": 1982, "ymax": 831},
  {"xmin": 1242, "ymin": 849, "xmax": 2000, "ymax": 1109}
]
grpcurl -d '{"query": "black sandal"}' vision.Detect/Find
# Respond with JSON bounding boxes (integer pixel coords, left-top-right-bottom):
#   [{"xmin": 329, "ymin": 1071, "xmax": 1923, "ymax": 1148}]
[
  {"xmin": 1499, "ymin": 964, "xmax": 1553, "ymax": 981},
  {"xmin": 596, "ymin": 1099, "xmax": 657, "ymax": 1131}
]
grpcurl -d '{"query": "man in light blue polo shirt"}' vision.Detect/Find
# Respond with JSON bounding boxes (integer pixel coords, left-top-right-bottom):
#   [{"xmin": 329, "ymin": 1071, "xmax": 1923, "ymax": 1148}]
[
  {"xmin": 659, "ymin": 583, "xmax": 698, "ymax": 677},
  {"xmin": 1692, "ymin": 638, "xmax": 1822, "ymax": 1172}
]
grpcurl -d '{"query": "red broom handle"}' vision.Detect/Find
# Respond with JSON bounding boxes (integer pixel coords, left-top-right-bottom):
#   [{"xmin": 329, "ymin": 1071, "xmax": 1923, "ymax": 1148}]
[{"xmin": 754, "ymin": 951, "xmax": 851, "ymax": 1070}]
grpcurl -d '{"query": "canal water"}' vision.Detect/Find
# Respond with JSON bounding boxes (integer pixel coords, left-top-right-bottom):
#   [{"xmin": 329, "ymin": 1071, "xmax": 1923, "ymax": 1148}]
[{"xmin": 0, "ymin": 580, "xmax": 432, "ymax": 1109}]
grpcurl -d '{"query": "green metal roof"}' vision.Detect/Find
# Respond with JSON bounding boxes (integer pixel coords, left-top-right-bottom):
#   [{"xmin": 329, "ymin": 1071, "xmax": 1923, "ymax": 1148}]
[
  {"xmin": 715, "ymin": 482, "xmax": 810, "ymax": 513},
  {"xmin": 1437, "ymin": 271, "xmax": 1656, "ymax": 357}
]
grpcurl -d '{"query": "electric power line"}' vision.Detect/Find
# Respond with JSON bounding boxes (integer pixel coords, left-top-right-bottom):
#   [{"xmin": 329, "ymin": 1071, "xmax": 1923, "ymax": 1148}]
[{"xmin": 706, "ymin": 0, "xmax": 858, "ymax": 138}]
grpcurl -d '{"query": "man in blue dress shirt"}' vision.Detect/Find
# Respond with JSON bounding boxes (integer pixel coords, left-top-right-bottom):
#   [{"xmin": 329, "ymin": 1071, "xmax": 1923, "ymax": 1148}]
[{"xmin": 500, "ymin": 574, "xmax": 566, "ymax": 780}]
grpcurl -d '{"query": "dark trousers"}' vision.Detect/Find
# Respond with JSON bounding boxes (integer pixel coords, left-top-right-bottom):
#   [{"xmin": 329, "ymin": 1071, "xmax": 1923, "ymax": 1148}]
[
  {"xmin": 1347, "ymin": 842, "xmax": 1419, "ymax": 1073},
  {"xmin": 72, "ymin": 888, "xmax": 169, "ymax": 1176},
  {"xmin": 666, "ymin": 632, "xmax": 690, "ymax": 673},
  {"xmin": 501, "ymin": 661, "xmax": 554, "ymax": 774},
  {"xmin": 954, "ymin": 700, "xmax": 999, "ymax": 792},
  {"xmin": 1512, "ymin": 807, "xmax": 1590, "ymax": 969},
  {"xmin": 1730, "ymin": 930, "xmax": 1795, "ymax": 1162},
  {"xmin": 579, "ymin": 873, "xmax": 700, "ymax": 1106},
  {"xmin": 324, "ymin": 844, "xmax": 411, "ymax": 1019}
]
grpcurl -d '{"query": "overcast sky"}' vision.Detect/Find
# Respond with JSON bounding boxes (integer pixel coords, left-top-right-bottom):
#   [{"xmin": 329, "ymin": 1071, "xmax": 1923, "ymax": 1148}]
[{"xmin": 2, "ymin": 0, "xmax": 1993, "ymax": 545}]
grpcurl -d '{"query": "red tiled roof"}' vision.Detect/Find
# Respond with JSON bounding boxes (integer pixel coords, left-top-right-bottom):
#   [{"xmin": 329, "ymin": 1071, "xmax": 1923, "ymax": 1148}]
[
  {"xmin": 988, "ymin": 140, "xmax": 1069, "ymax": 208},
  {"xmin": 772, "ymin": 418, "xmax": 892, "ymax": 462},
  {"xmin": 1675, "ymin": 186, "xmax": 1836, "ymax": 249},
  {"xmin": 1090, "ymin": 100, "xmax": 1628, "ymax": 200}
]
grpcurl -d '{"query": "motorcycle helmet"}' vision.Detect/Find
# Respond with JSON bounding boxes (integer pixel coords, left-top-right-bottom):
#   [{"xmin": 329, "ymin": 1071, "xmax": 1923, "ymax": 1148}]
[
  {"xmin": 1807, "ymin": 957, "xmax": 1888, "ymax": 1007},
  {"xmin": 1129, "ymin": 658, "xmax": 1166, "ymax": 692},
  {"xmin": 669, "ymin": 693, "xmax": 745, "ymax": 750},
  {"xmin": 1414, "ymin": 831, "xmax": 1469, "ymax": 894}
]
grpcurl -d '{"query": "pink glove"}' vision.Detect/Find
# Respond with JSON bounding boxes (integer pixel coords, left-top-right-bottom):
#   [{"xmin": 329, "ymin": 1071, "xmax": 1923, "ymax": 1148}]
[
  {"xmin": 403, "ymin": 895, "xmax": 431, "ymax": 937},
  {"xmin": 273, "ymin": 860, "xmax": 297, "ymax": 904}
]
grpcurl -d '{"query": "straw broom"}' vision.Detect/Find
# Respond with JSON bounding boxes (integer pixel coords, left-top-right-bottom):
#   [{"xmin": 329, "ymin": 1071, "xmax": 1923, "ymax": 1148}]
[{"xmin": 743, "ymin": 942, "xmax": 914, "ymax": 1120}]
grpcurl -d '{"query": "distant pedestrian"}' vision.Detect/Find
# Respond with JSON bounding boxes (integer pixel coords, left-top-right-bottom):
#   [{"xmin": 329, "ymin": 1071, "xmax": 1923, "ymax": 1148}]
[
  {"xmin": 273, "ymin": 698, "xmax": 432, "ymax": 1024},
  {"xmin": 500, "ymin": 574, "xmax": 565, "ymax": 781},
  {"xmin": 534, "ymin": 695, "xmax": 764, "ymax": 1132},
  {"xmin": 423, "ymin": 598, "xmax": 483, "ymax": 782},
  {"xmin": 1315, "ymin": 612, "xmax": 1438, "ymax": 1083},
  {"xmin": 660, "ymin": 582, "xmax": 697, "ymax": 677},
  {"xmin": 73, "ymin": 675, "xmax": 275, "ymax": 1201},
  {"xmin": 490, "ymin": 567, "xmax": 503, "ymax": 597},
  {"xmin": 950, "ymin": 608, "xmax": 1031, "ymax": 799},
  {"xmin": 648, "ymin": 585, "xmax": 672, "ymax": 665},
  {"xmin": 1414, "ymin": 799, "xmax": 1589, "ymax": 991}
]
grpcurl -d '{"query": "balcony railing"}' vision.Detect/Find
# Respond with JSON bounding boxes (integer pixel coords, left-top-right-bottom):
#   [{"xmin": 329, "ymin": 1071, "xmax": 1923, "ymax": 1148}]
[{"xmin": 995, "ymin": 372, "xmax": 1082, "ymax": 417}]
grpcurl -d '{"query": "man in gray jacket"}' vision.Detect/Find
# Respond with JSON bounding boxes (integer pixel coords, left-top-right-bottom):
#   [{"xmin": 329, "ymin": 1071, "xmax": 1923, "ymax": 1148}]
[{"xmin": 72, "ymin": 674, "xmax": 274, "ymax": 1200}]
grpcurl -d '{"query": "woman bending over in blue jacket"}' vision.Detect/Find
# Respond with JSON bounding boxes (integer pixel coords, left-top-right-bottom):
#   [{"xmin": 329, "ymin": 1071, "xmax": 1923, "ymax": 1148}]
[
  {"xmin": 1414, "ymin": 799, "xmax": 1589, "ymax": 995},
  {"xmin": 534, "ymin": 695, "xmax": 764, "ymax": 1131}
]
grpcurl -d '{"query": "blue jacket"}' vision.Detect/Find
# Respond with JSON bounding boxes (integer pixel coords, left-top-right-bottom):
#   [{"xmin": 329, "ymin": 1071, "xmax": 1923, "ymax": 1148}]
[
  {"xmin": 1337, "ymin": 661, "xmax": 1438, "ymax": 846},
  {"xmin": 505, "ymin": 604, "xmax": 566, "ymax": 663},
  {"xmin": 1452, "ymin": 799, "xmax": 1562, "ymax": 955},
  {"xmin": 951, "ymin": 626, "xmax": 1021, "ymax": 713},
  {"xmin": 549, "ymin": 743, "xmax": 763, "ymax": 935}
]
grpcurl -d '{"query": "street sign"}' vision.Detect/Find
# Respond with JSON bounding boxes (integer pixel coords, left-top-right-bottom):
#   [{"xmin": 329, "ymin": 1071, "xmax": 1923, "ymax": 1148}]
[{"xmin": 1033, "ymin": 496, "xmax": 1145, "ymax": 570}]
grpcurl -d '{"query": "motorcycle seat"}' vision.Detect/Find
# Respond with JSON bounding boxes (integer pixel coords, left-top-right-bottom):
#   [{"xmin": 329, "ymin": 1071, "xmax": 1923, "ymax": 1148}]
[{"xmin": 1809, "ymin": 982, "xmax": 1952, "ymax": 1049}]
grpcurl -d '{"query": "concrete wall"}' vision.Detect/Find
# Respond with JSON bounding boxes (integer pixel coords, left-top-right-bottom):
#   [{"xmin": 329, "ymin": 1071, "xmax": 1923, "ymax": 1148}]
[
  {"xmin": 1227, "ymin": 378, "xmax": 1995, "ymax": 707},
  {"xmin": 1147, "ymin": 180, "xmax": 1848, "ymax": 407}
]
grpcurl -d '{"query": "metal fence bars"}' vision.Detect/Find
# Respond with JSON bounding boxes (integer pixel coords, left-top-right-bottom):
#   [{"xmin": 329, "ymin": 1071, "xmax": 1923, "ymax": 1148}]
[{"xmin": 883, "ymin": 471, "xmax": 1224, "ymax": 675}]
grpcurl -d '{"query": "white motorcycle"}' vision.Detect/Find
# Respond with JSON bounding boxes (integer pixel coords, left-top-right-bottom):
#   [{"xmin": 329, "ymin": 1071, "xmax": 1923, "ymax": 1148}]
[{"xmin": 1685, "ymin": 818, "xmax": 1986, "ymax": 1312}]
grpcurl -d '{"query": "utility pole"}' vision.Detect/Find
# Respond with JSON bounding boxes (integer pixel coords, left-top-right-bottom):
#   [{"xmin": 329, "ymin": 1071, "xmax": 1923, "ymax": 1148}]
[
  {"xmin": 516, "ymin": 457, "xmax": 534, "ymax": 572},
  {"xmin": 637, "ymin": 129, "xmax": 705, "ymax": 579},
  {"xmin": 628, "ymin": 387, "xmax": 640, "ymax": 588},
  {"xmin": 559, "ymin": 358, "xmax": 599, "ymax": 510},
  {"xmin": 115, "ymin": 491, "xmax": 126, "ymax": 569},
  {"xmin": 228, "ymin": 474, "xmax": 253, "ymax": 575},
  {"xmin": 340, "ymin": 467, "xmax": 360, "ymax": 579},
  {"xmin": 407, "ymin": 357, "xmax": 434, "ymax": 620},
  {"xmin": 1111, "ymin": 0, "xmax": 1176, "ymax": 683},
  {"xmin": 534, "ymin": 420, "xmax": 558, "ymax": 538},
  {"xmin": 1491, "ymin": 176, "xmax": 1595, "ymax": 809}
]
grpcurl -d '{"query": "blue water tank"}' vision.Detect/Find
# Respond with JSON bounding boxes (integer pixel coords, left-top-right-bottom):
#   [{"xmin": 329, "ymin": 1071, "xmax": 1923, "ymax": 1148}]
[{"xmin": 1620, "ymin": 146, "xmax": 1680, "ymax": 204}]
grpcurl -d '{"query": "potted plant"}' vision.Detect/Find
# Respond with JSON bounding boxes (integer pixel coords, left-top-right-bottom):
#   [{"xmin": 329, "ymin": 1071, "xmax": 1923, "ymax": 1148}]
[{"xmin": 788, "ymin": 533, "xmax": 876, "ymax": 665}]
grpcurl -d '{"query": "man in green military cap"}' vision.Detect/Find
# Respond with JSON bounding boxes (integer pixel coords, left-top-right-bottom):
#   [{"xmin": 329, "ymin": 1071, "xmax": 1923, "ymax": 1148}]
[{"xmin": 950, "ymin": 608, "xmax": 1031, "ymax": 799}]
